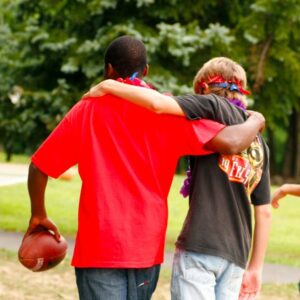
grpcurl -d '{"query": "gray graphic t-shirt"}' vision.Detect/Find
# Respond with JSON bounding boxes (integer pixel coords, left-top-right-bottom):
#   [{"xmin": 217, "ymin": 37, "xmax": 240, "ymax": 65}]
[{"xmin": 175, "ymin": 94, "xmax": 270, "ymax": 268}]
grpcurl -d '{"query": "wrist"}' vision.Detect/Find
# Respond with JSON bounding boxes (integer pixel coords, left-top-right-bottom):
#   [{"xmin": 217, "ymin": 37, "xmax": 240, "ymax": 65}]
[
  {"xmin": 280, "ymin": 184, "xmax": 289, "ymax": 195},
  {"xmin": 31, "ymin": 210, "xmax": 47, "ymax": 219},
  {"xmin": 246, "ymin": 263, "xmax": 263, "ymax": 273},
  {"xmin": 249, "ymin": 113, "xmax": 265, "ymax": 131}
]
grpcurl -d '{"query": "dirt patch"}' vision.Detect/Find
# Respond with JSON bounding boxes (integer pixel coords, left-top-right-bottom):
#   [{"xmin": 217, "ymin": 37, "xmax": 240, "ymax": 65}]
[
  {"xmin": 0, "ymin": 258, "xmax": 77, "ymax": 300},
  {"xmin": 0, "ymin": 251, "xmax": 169, "ymax": 300}
]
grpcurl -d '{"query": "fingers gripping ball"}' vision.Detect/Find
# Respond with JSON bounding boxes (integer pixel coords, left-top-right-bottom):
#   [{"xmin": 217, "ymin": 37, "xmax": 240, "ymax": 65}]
[{"xmin": 18, "ymin": 228, "xmax": 68, "ymax": 272}]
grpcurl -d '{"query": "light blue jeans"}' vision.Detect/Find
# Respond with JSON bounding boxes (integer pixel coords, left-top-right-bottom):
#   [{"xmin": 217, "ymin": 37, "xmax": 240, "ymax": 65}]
[{"xmin": 171, "ymin": 248, "xmax": 244, "ymax": 300}]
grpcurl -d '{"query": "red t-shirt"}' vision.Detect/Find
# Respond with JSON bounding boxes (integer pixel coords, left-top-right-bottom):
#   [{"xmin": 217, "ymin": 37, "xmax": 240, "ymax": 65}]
[{"xmin": 32, "ymin": 95, "xmax": 225, "ymax": 268}]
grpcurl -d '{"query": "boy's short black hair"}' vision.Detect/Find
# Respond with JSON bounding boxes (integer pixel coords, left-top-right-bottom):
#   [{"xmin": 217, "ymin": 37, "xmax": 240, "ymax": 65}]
[{"xmin": 104, "ymin": 36, "xmax": 147, "ymax": 78}]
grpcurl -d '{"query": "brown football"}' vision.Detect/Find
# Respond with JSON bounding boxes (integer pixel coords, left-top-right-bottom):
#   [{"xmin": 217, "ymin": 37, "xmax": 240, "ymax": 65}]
[{"xmin": 18, "ymin": 228, "xmax": 68, "ymax": 272}]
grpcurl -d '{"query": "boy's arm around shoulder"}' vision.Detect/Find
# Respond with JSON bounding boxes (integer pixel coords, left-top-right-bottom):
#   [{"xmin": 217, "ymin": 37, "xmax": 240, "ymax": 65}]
[
  {"xmin": 86, "ymin": 79, "xmax": 185, "ymax": 116},
  {"xmin": 174, "ymin": 94, "xmax": 265, "ymax": 154},
  {"xmin": 87, "ymin": 81, "xmax": 265, "ymax": 155},
  {"xmin": 206, "ymin": 111, "xmax": 265, "ymax": 154}
]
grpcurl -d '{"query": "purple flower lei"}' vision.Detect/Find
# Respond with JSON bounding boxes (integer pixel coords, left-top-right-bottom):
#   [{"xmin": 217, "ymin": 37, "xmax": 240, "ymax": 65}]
[
  {"xmin": 228, "ymin": 98, "xmax": 247, "ymax": 111},
  {"xmin": 179, "ymin": 165, "xmax": 192, "ymax": 197},
  {"xmin": 180, "ymin": 97, "xmax": 246, "ymax": 198}
]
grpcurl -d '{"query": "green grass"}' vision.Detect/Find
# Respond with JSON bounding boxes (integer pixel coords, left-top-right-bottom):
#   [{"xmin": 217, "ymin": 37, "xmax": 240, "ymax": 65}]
[
  {"xmin": 0, "ymin": 152, "xmax": 30, "ymax": 164},
  {"xmin": 166, "ymin": 175, "xmax": 189, "ymax": 250},
  {"xmin": 266, "ymin": 188, "xmax": 300, "ymax": 266},
  {"xmin": 0, "ymin": 176, "xmax": 80, "ymax": 236},
  {"xmin": 0, "ymin": 174, "xmax": 300, "ymax": 267},
  {"xmin": 260, "ymin": 283, "xmax": 300, "ymax": 299}
]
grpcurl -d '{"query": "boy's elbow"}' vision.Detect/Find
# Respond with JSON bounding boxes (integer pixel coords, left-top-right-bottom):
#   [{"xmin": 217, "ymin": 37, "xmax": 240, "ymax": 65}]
[
  {"xmin": 206, "ymin": 135, "xmax": 241, "ymax": 154},
  {"xmin": 223, "ymin": 145, "xmax": 240, "ymax": 155},
  {"xmin": 219, "ymin": 137, "xmax": 242, "ymax": 154},
  {"xmin": 149, "ymin": 99, "xmax": 164, "ymax": 114},
  {"xmin": 256, "ymin": 204, "xmax": 272, "ymax": 220}
]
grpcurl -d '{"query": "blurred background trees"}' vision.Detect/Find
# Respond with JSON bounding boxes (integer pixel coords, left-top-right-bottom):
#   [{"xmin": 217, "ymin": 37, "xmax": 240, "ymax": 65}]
[{"xmin": 0, "ymin": 0, "xmax": 299, "ymax": 180}]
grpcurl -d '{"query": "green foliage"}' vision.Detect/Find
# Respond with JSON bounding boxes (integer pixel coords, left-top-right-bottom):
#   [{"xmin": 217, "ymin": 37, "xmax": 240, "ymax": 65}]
[
  {"xmin": 0, "ymin": 0, "xmax": 237, "ymax": 159},
  {"xmin": 238, "ymin": 0, "xmax": 300, "ymax": 127},
  {"xmin": 1, "ymin": 0, "xmax": 300, "ymax": 176},
  {"xmin": 231, "ymin": 0, "xmax": 300, "ymax": 176},
  {"xmin": 0, "ymin": 174, "xmax": 80, "ymax": 234}
]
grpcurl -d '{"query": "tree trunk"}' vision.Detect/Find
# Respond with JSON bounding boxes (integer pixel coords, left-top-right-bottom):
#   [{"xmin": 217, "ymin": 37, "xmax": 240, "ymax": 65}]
[
  {"xmin": 266, "ymin": 127, "xmax": 277, "ymax": 176},
  {"xmin": 295, "ymin": 109, "xmax": 300, "ymax": 179},
  {"xmin": 3, "ymin": 144, "xmax": 12, "ymax": 162},
  {"xmin": 282, "ymin": 108, "xmax": 300, "ymax": 180},
  {"xmin": 5, "ymin": 150, "xmax": 12, "ymax": 162}
]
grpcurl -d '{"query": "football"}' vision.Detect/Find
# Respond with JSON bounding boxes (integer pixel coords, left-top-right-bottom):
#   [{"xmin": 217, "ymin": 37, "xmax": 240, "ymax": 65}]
[{"xmin": 18, "ymin": 228, "xmax": 68, "ymax": 272}]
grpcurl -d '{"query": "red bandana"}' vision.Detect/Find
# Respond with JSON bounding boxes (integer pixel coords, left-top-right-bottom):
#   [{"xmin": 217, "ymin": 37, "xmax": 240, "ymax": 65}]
[{"xmin": 195, "ymin": 75, "xmax": 250, "ymax": 95}]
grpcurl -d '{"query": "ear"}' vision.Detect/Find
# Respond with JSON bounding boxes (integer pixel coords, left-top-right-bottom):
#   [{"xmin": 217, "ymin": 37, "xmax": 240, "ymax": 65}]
[
  {"xmin": 202, "ymin": 82, "xmax": 210, "ymax": 94},
  {"xmin": 105, "ymin": 63, "xmax": 118, "ymax": 79},
  {"xmin": 143, "ymin": 64, "xmax": 149, "ymax": 77}
]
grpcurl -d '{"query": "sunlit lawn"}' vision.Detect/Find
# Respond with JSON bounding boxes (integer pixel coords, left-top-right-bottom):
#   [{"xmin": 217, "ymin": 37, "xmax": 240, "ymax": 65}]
[
  {"xmin": 0, "ymin": 175, "xmax": 81, "ymax": 235},
  {"xmin": 0, "ymin": 171, "xmax": 300, "ymax": 267},
  {"xmin": 0, "ymin": 152, "xmax": 31, "ymax": 164}
]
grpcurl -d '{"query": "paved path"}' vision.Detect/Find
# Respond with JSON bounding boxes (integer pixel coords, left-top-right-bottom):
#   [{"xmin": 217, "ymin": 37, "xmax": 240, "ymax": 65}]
[
  {"xmin": 0, "ymin": 163, "xmax": 299, "ymax": 284},
  {"xmin": 0, "ymin": 163, "xmax": 28, "ymax": 186},
  {"xmin": 1, "ymin": 230, "xmax": 299, "ymax": 284}
]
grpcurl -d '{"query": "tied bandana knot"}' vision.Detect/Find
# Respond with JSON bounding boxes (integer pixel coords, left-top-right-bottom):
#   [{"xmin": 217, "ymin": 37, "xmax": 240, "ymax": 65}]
[
  {"xmin": 195, "ymin": 75, "xmax": 250, "ymax": 96},
  {"xmin": 117, "ymin": 72, "xmax": 154, "ymax": 90}
]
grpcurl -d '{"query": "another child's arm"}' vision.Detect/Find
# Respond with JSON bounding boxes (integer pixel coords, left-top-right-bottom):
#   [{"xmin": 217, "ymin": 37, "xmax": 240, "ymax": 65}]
[
  {"xmin": 272, "ymin": 184, "xmax": 300, "ymax": 208},
  {"xmin": 85, "ymin": 79, "xmax": 185, "ymax": 116},
  {"xmin": 84, "ymin": 79, "xmax": 265, "ymax": 154},
  {"xmin": 205, "ymin": 112, "xmax": 264, "ymax": 154},
  {"xmin": 239, "ymin": 204, "xmax": 272, "ymax": 300}
]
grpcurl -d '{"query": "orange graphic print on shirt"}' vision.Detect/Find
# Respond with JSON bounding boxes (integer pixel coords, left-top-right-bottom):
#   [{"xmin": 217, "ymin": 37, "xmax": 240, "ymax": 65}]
[{"xmin": 218, "ymin": 137, "xmax": 264, "ymax": 197}]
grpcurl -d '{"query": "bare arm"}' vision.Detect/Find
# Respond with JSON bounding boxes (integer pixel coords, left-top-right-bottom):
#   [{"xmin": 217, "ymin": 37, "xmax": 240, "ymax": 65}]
[
  {"xmin": 272, "ymin": 184, "xmax": 300, "ymax": 208},
  {"xmin": 26, "ymin": 162, "xmax": 61, "ymax": 241},
  {"xmin": 239, "ymin": 204, "xmax": 272, "ymax": 300},
  {"xmin": 206, "ymin": 111, "xmax": 265, "ymax": 154},
  {"xmin": 86, "ymin": 80, "xmax": 265, "ymax": 155},
  {"xmin": 85, "ymin": 79, "xmax": 184, "ymax": 116}
]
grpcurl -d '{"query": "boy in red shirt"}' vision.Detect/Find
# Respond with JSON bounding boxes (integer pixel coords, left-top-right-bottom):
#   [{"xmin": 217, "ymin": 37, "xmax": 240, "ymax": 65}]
[{"xmin": 26, "ymin": 37, "xmax": 264, "ymax": 300}]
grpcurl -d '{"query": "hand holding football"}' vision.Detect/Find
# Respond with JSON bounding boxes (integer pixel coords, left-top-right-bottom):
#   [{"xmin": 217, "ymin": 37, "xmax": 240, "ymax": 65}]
[{"xmin": 18, "ymin": 228, "xmax": 68, "ymax": 272}]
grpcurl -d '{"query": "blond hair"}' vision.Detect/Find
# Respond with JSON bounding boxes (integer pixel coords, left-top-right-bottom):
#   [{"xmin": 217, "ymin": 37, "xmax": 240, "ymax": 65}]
[{"xmin": 193, "ymin": 57, "xmax": 248, "ymax": 107}]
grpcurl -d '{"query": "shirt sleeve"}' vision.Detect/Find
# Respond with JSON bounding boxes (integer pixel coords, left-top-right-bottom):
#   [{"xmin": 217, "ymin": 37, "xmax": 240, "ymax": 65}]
[
  {"xmin": 31, "ymin": 104, "xmax": 81, "ymax": 178},
  {"xmin": 250, "ymin": 138, "xmax": 271, "ymax": 205},
  {"xmin": 175, "ymin": 94, "xmax": 247, "ymax": 125},
  {"xmin": 177, "ymin": 118, "xmax": 225, "ymax": 156}
]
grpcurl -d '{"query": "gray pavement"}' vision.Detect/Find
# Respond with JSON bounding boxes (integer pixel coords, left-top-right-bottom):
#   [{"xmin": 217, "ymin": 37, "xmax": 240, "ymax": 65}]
[
  {"xmin": 0, "ymin": 163, "xmax": 28, "ymax": 186},
  {"xmin": 0, "ymin": 163, "xmax": 299, "ymax": 284},
  {"xmin": 1, "ymin": 230, "xmax": 299, "ymax": 284}
]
